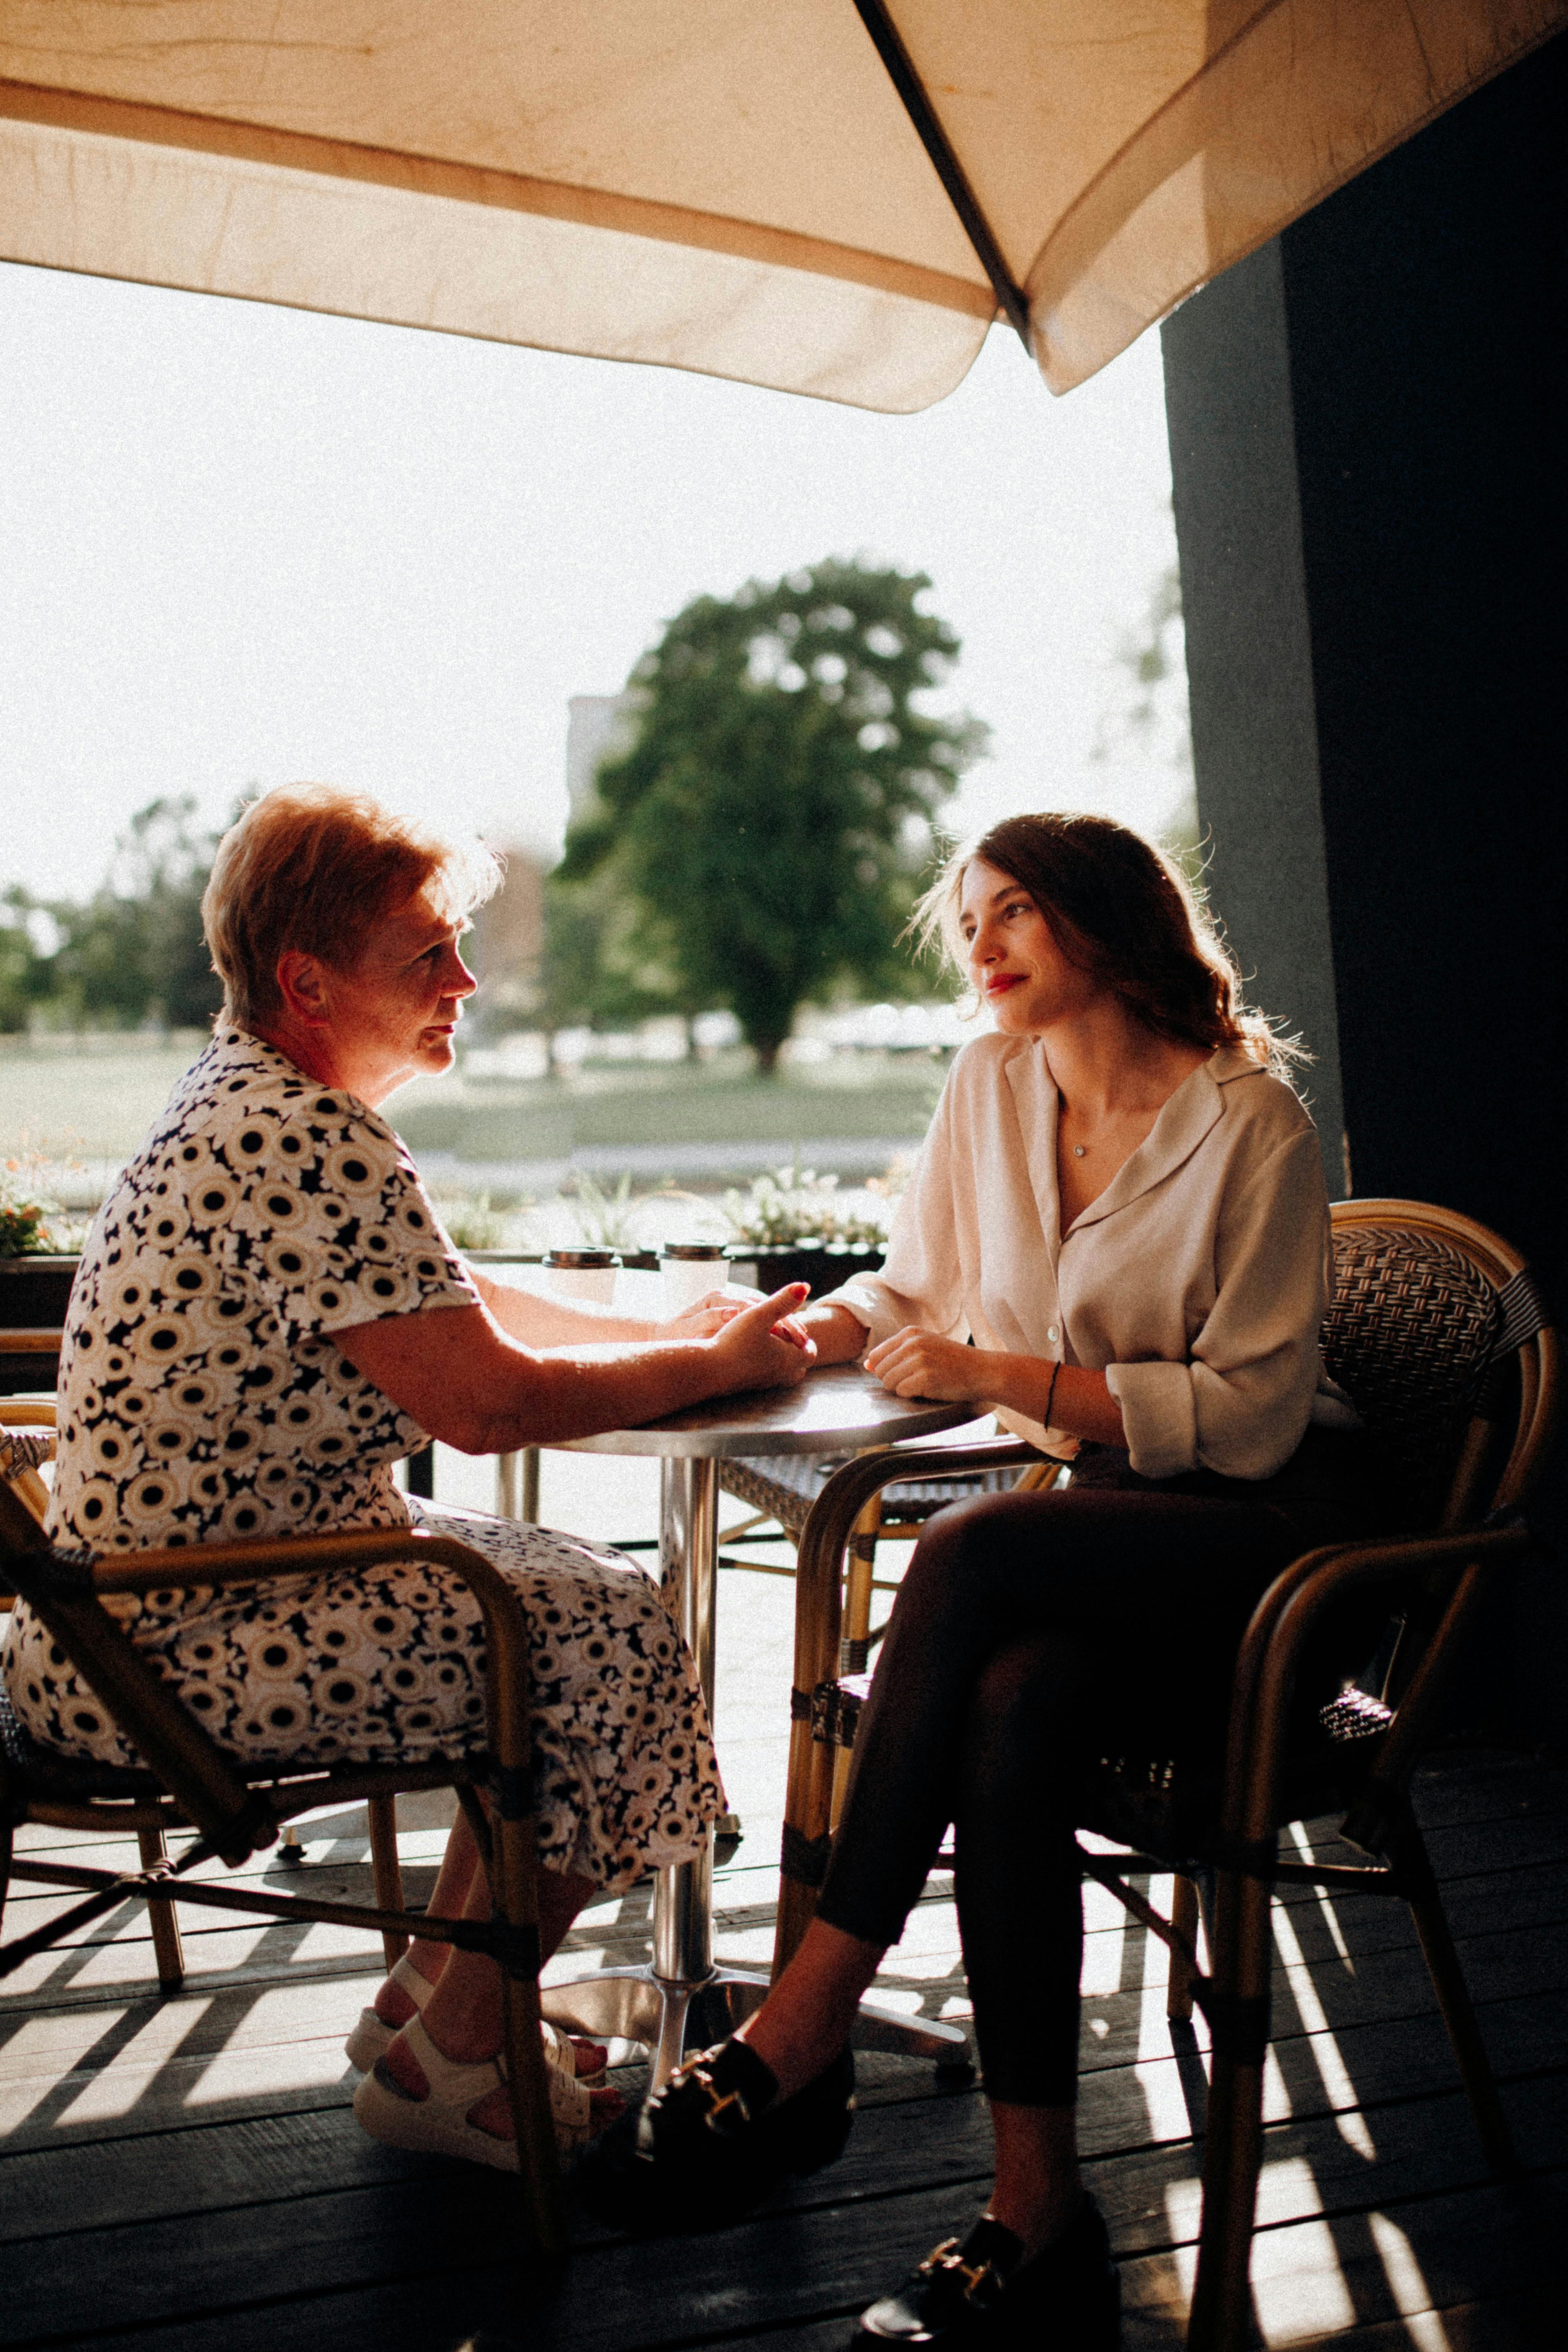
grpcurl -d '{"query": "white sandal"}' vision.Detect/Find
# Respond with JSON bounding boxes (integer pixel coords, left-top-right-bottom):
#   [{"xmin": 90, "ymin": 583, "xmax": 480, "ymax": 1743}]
[
  {"xmin": 346, "ymin": 1956, "xmax": 606, "ymax": 2087},
  {"xmin": 352, "ymin": 2015, "xmax": 600, "ymax": 2163},
  {"xmin": 344, "ymin": 1952, "xmax": 433, "ymax": 2071}
]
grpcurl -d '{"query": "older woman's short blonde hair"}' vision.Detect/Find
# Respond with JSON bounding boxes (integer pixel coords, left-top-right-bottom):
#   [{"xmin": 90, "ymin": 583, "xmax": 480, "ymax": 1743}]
[{"xmin": 202, "ymin": 784, "xmax": 503, "ymax": 1032}]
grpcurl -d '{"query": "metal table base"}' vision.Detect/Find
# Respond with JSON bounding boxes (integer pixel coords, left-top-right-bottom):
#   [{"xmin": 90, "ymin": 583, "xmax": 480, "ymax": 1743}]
[{"xmin": 535, "ymin": 1449, "xmax": 971, "ymax": 2090}]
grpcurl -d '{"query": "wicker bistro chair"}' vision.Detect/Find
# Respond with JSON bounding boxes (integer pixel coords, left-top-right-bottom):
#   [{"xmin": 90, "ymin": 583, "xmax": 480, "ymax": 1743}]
[
  {"xmin": 721, "ymin": 1444, "xmax": 1061, "ymax": 1824},
  {"xmin": 773, "ymin": 1200, "xmax": 1559, "ymax": 2352},
  {"xmin": 0, "ymin": 1478, "xmax": 568, "ymax": 2255}
]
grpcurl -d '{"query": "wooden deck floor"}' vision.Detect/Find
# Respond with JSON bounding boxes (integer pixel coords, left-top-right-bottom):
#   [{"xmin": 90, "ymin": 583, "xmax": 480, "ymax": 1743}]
[
  {"xmin": 4, "ymin": 1746, "xmax": 1566, "ymax": 2352},
  {"xmin": 4, "ymin": 1434, "xmax": 1565, "ymax": 2351}
]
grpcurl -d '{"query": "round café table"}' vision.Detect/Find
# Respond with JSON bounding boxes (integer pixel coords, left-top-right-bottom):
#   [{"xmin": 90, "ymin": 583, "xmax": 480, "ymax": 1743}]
[{"xmin": 535, "ymin": 1364, "xmax": 974, "ymax": 2092}]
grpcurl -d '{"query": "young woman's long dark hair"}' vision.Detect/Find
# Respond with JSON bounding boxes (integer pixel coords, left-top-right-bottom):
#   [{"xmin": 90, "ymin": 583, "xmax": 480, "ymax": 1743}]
[{"xmin": 915, "ymin": 811, "xmax": 1302, "ymax": 1072}]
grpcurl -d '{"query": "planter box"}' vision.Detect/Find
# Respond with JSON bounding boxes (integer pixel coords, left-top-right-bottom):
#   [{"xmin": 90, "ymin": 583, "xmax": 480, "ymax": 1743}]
[
  {"xmin": 725, "ymin": 1242, "xmax": 885, "ymax": 1300},
  {"xmin": 0, "ymin": 1255, "xmax": 78, "ymax": 1396},
  {"xmin": 0, "ymin": 1256, "xmax": 80, "ymax": 1329}
]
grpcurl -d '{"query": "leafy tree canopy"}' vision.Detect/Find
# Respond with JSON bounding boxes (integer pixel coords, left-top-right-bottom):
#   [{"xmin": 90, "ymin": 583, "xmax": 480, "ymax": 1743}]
[
  {"xmin": 556, "ymin": 559, "xmax": 986, "ymax": 1070},
  {"xmin": 4, "ymin": 797, "xmax": 227, "ymax": 1033}
]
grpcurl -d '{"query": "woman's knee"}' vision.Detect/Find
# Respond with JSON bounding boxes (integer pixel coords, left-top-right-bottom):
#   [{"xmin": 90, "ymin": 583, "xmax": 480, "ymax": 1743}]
[
  {"xmin": 957, "ymin": 1634, "xmax": 1096, "ymax": 1809},
  {"xmin": 901, "ymin": 1490, "xmax": 1046, "ymax": 1607}
]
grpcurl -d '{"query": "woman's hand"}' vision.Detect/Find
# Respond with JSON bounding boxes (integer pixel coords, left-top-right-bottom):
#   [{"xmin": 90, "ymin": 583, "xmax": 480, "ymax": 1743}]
[
  {"xmin": 657, "ymin": 1283, "xmax": 762, "ymax": 1339},
  {"xmin": 865, "ymin": 1328, "xmax": 1126, "ymax": 1441},
  {"xmin": 705, "ymin": 1285, "xmax": 817, "ymax": 1392},
  {"xmin": 864, "ymin": 1327, "xmax": 997, "ymax": 1403}
]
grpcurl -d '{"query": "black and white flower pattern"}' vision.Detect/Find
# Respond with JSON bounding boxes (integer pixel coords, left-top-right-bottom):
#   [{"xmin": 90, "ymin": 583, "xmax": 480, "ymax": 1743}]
[{"xmin": 1, "ymin": 1030, "xmax": 722, "ymax": 1890}]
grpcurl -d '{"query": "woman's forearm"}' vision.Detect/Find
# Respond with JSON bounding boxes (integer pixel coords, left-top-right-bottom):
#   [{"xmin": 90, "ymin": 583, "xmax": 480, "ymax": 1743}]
[
  {"xmin": 472, "ymin": 1270, "xmax": 657, "ymax": 1348},
  {"xmin": 473, "ymin": 1339, "xmax": 726, "ymax": 1451},
  {"xmin": 986, "ymin": 1356, "xmax": 1125, "ymax": 1446},
  {"xmin": 863, "ymin": 1325, "xmax": 1125, "ymax": 1444},
  {"xmin": 337, "ymin": 1294, "xmax": 812, "ymax": 1456}
]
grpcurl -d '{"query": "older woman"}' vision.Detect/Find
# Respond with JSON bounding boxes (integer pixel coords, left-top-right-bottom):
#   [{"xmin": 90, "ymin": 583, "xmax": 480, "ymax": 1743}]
[
  {"xmin": 0, "ymin": 782, "xmax": 811, "ymax": 2166},
  {"xmin": 586, "ymin": 815, "xmax": 1378, "ymax": 2349}
]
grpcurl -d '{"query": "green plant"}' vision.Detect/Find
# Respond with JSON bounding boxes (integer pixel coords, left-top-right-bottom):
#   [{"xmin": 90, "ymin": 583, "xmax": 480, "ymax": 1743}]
[
  {"xmin": 435, "ymin": 1191, "xmax": 507, "ymax": 1252},
  {"xmin": 0, "ymin": 1148, "xmax": 75, "ymax": 1255},
  {"xmin": 720, "ymin": 1163, "xmax": 891, "ymax": 1252},
  {"xmin": 566, "ymin": 1171, "xmax": 642, "ymax": 1252}
]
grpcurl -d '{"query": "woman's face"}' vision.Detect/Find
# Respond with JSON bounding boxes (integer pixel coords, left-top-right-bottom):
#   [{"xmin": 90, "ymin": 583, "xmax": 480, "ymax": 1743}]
[
  {"xmin": 316, "ymin": 878, "xmax": 477, "ymax": 1102},
  {"xmin": 958, "ymin": 857, "xmax": 1096, "ymax": 1034}
]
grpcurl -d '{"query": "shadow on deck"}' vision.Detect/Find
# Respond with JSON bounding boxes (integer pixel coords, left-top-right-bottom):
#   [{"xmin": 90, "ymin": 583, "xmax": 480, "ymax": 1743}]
[{"xmin": 3, "ymin": 1754, "xmax": 1566, "ymax": 2352}]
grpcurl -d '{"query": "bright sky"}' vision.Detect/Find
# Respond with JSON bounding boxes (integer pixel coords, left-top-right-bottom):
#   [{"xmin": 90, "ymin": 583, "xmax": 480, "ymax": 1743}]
[{"xmin": 1, "ymin": 259, "xmax": 1189, "ymax": 905}]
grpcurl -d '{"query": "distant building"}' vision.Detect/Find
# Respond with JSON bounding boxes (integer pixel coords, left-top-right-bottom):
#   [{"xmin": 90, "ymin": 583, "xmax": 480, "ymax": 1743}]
[
  {"xmin": 466, "ymin": 839, "xmax": 545, "ymax": 1029},
  {"xmin": 565, "ymin": 692, "xmax": 640, "ymax": 828}
]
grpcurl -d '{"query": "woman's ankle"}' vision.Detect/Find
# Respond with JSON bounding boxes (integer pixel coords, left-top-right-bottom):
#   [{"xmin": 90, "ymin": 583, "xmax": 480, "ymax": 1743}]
[
  {"xmin": 986, "ymin": 2181, "xmax": 1084, "ymax": 2264},
  {"xmin": 734, "ymin": 1921, "xmax": 882, "ymax": 2099}
]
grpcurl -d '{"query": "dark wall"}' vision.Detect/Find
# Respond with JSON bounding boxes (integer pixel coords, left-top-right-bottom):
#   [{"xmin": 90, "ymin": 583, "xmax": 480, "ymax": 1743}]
[{"xmin": 1162, "ymin": 33, "xmax": 1568, "ymax": 1738}]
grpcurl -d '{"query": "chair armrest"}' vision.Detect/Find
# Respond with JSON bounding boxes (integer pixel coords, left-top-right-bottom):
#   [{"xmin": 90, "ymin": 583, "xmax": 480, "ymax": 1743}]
[
  {"xmin": 790, "ymin": 1436, "xmax": 1044, "ymax": 1699},
  {"xmin": 1221, "ymin": 1520, "xmax": 1535, "ymax": 1851},
  {"xmin": 3, "ymin": 1525, "xmax": 538, "ymax": 1869}
]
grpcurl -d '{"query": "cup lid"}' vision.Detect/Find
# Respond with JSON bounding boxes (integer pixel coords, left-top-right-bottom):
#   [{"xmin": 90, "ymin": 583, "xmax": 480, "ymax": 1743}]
[
  {"xmin": 660, "ymin": 1243, "xmax": 727, "ymax": 1260},
  {"xmin": 544, "ymin": 1247, "xmax": 616, "ymax": 1268}
]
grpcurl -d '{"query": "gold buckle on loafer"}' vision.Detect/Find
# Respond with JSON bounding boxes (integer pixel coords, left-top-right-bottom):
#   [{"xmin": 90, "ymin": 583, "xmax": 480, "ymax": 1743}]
[
  {"xmin": 917, "ymin": 2241, "xmax": 999, "ymax": 2301},
  {"xmin": 666, "ymin": 2051, "xmax": 753, "ymax": 2135}
]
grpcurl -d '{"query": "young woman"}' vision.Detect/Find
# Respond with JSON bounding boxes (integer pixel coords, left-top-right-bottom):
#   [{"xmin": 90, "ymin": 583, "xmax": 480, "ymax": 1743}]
[
  {"xmin": 584, "ymin": 814, "xmax": 1373, "ymax": 2349},
  {"xmin": 1, "ymin": 782, "xmax": 812, "ymax": 2166}
]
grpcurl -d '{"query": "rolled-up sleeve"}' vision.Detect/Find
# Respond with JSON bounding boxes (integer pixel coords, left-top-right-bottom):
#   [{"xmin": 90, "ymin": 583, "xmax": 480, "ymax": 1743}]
[
  {"xmin": 814, "ymin": 1080, "xmax": 969, "ymax": 1352},
  {"xmin": 1107, "ymin": 1130, "xmax": 1329, "ymax": 1480}
]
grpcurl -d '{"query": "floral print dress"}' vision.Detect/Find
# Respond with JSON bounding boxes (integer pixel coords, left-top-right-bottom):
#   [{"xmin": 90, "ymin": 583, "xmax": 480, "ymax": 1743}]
[{"xmin": 1, "ymin": 1030, "xmax": 722, "ymax": 1893}]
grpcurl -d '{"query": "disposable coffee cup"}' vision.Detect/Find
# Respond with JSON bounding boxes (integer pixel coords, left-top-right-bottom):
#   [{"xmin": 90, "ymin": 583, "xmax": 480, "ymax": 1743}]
[
  {"xmin": 659, "ymin": 1242, "xmax": 729, "ymax": 1316},
  {"xmin": 544, "ymin": 1247, "xmax": 618, "ymax": 1305}
]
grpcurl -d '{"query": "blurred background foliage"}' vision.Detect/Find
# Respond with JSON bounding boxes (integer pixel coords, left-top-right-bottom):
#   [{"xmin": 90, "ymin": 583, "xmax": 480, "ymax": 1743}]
[
  {"xmin": 0, "ymin": 796, "xmax": 226, "ymax": 1034},
  {"xmin": 553, "ymin": 557, "xmax": 986, "ymax": 1071}
]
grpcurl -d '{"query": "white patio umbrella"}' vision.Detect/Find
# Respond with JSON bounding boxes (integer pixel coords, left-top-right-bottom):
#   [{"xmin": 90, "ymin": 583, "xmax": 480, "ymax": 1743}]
[{"xmin": 2, "ymin": 2, "xmax": 1562, "ymax": 411}]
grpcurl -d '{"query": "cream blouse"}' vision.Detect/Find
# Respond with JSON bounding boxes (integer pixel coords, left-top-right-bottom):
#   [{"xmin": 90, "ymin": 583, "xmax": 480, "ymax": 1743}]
[{"xmin": 819, "ymin": 1036, "xmax": 1344, "ymax": 1481}]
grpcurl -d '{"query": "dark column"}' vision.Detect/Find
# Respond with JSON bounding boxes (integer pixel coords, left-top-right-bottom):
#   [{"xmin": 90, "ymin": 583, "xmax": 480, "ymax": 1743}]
[
  {"xmin": 1161, "ymin": 238, "xmax": 1347, "ymax": 1194},
  {"xmin": 1162, "ymin": 33, "xmax": 1567, "ymax": 1735}
]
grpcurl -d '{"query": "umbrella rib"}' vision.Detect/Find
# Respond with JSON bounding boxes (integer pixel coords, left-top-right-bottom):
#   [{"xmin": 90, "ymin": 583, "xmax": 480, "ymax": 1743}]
[{"xmin": 851, "ymin": 0, "xmax": 1030, "ymax": 348}]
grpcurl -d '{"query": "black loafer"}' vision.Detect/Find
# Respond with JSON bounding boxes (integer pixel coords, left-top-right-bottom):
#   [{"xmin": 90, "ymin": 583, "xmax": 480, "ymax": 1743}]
[
  {"xmin": 576, "ymin": 2035, "xmax": 856, "ymax": 2233},
  {"xmin": 855, "ymin": 2196, "xmax": 1119, "ymax": 2347}
]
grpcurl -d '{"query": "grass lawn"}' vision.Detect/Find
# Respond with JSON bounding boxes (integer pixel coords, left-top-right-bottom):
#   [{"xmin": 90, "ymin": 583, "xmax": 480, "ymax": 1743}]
[
  {"xmin": 1, "ymin": 1039, "xmax": 945, "ymax": 1177},
  {"xmin": 0, "ymin": 1040, "xmax": 203, "ymax": 1168}
]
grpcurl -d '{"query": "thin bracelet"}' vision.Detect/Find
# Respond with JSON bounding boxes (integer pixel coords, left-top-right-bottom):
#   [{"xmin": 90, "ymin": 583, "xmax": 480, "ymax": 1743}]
[{"xmin": 1043, "ymin": 1358, "xmax": 1061, "ymax": 1426}]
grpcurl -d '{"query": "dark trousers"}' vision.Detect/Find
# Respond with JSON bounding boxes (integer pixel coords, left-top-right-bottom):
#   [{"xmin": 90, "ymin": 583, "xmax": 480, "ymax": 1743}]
[{"xmin": 814, "ymin": 1431, "xmax": 1380, "ymax": 2105}]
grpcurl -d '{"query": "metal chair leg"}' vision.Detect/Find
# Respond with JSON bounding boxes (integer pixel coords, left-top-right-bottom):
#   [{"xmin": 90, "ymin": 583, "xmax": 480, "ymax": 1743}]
[
  {"xmin": 367, "ymin": 1795, "xmax": 408, "ymax": 1971},
  {"xmin": 1186, "ymin": 1863, "xmax": 1272, "ymax": 2352},
  {"xmin": 136, "ymin": 1826, "xmax": 186, "ymax": 1992},
  {"xmin": 1389, "ymin": 1805, "xmax": 1518, "ymax": 2175},
  {"xmin": 1167, "ymin": 1872, "xmax": 1201, "ymax": 2022}
]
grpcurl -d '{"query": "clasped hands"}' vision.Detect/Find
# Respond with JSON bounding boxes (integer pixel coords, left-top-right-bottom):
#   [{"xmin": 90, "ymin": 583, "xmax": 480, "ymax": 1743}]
[
  {"xmin": 660, "ymin": 1285, "xmax": 813, "ymax": 1355},
  {"xmin": 666, "ymin": 1296, "xmax": 1004, "ymax": 1401}
]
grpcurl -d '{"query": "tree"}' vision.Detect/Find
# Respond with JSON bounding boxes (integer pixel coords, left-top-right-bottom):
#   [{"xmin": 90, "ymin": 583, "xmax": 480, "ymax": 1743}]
[
  {"xmin": 0, "ymin": 889, "xmax": 55, "ymax": 1033},
  {"xmin": 49, "ymin": 797, "xmax": 227, "ymax": 1029},
  {"xmin": 557, "ymin": 559, "xmax": 986, "ymax": 1070}
]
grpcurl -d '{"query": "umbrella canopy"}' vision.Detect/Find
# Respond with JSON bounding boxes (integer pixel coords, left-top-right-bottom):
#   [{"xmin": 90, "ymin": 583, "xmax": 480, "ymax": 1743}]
[{"xmin": 2, "ymin": 2, "xmax": 1562, "ymax": 411}]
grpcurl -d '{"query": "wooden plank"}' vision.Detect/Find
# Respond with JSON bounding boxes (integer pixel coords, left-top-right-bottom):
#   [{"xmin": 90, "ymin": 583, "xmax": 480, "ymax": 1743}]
[
  {"xmin": 6, "ymin": 2051, "xmax": 1561, "ymax": 2342},
  {"xmin": 5, "ymin": 1874, "xmax": 1565, "ymax": 2150},
  {"xmin": 1119, "ymin": 2172, "xmax": 1568, "ymax": 2346},
  {"xmin": 3, "ymin": 2076, "xmax": 1565, "ymax": 2352},
  {"xmin": 6, "ymin": 1974, "xmax": 1568, "ymax": 2244},
  {"xmin": 1, "ymin": 1758, "xmax": 1562, "ymax": 2352},
  {"xmin": 10, "ymin": 1835, "xmax": 1565, "ymax": 2033}
]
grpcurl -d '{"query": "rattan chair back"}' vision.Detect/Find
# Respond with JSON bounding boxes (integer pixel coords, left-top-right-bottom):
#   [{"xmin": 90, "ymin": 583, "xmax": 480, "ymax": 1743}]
[{"xmin": 1323, "ymin": 1200, "xmax": 1553, "ymax": 1530}]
